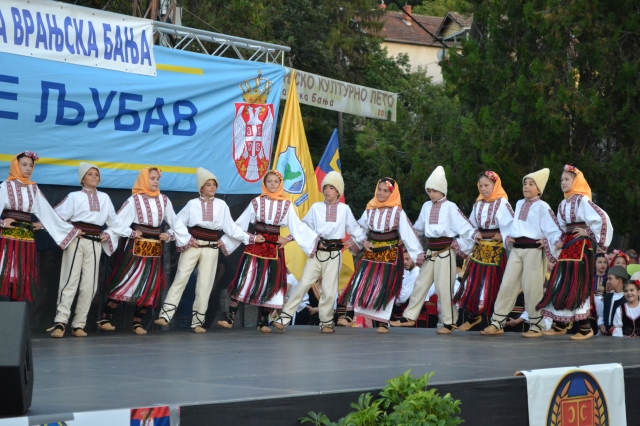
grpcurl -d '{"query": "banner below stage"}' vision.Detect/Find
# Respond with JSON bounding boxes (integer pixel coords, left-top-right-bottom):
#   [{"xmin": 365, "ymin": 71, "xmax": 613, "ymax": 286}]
[
  {"xmin": 0, "ymin": 46, "xmax": 286, "ymax": 193},
  {"xmin": 521, "ymin": 363, "xmax": 626, "ymax": 426}
]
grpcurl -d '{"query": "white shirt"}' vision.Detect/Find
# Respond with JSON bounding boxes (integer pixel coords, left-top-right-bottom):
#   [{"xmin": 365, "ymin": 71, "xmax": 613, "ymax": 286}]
[
  {"xmin": 220, "ymin": 196, "xmax": 318, "ymax": 256},
  {"xmin": 457, "ymin": 197, "xmax": 514, "ymax": 255},
  {"xmin": 414, "ymin": 197, "xmax": 477, "ymax": 258},
  {"xmin": 396, "ymin": 266, "xmax": 420, "ymax": 305},
  {"xmin": 612, "ymin": 303, "xmax": 640, "ymax": 337},
  {"xmin": 508, "ymin": 197, "xmax": 563, "ymax": 261},
  {"xmin": 302, "ymin": 201, "xmax": 367, "ymax": 250},
  {"xmin": 358, "ymin": 206, "xmax": 424, "ymax": 263},
  {"xmin": 557, "ymin": 194, "xmax": 613, "ymax": 250},
  {"xmin": 55, "ymin": 188, "xmax": 116, "ymax": 228},
  {"xmin": 0, "ymin": 180, "xmax": 78, "ymax": 249},
  {"xmin": 177, "ymin": 197, "xmax": 253, "ymax": 246},
  {"xmin": 102, "ymin": 193, "xmax": 191, "ymax": 255}
]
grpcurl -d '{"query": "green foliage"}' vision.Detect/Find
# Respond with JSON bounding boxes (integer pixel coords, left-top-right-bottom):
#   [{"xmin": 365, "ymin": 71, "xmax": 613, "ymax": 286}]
[
  {"xmin": 413, "ymin": 0, "xmax": 473, "ymax": 16},
  {"xmin": 299, "ymin": 370, "xmax": 464, "ymax": 426}
]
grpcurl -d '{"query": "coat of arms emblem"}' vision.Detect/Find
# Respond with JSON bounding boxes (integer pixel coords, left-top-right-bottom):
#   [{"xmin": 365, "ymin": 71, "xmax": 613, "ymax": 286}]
[
  {"xmin": 232, "ymin": 71, "xmax": 275, "ymax": 183},
  {"xmin": 546, "ymin": 371, "xmax": 608, "ymax": 426}
]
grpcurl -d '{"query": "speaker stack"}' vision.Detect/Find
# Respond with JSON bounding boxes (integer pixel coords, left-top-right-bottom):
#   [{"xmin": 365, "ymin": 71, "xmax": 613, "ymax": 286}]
[{"xmin": 0, "ymin": 302, "xmax": 33, "ymax": 416}]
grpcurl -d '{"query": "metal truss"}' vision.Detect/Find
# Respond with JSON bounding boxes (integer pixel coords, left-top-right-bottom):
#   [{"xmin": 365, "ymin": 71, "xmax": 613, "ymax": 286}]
[{"xmin": 153, "ymin": 21, "xmax": 290, "ymax": 64}]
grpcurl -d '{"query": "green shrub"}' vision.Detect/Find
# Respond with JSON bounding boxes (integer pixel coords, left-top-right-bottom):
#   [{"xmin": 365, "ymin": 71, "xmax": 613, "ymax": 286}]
[{"xmin": 300, "ymin": 370, "xmax": 463, "ymax": 426}]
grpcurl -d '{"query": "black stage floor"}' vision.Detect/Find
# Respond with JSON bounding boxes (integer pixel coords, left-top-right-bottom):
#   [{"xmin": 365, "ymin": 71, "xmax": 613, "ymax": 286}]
[{"xmin": 23, "ymin": 327, "xmax": 640, "ymax": 425}]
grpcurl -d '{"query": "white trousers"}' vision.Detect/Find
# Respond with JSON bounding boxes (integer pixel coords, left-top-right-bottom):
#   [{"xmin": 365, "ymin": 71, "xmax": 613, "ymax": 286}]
[
  {"xmin": 490, "ymin": 248, "xmax": 547, "ymax": 332},
  {"xmin": 160, "ymin": 241, "xmax": 219, "ymax": 328},
  {"xmin": 54, "ymin": 238, "xmax": 101, "ymax": 329},
  {"xmin": 403, "ymin": 248, "xmax": 458, "ymax": 326},
  {"xmin": 281, "ymin": 251, "xmax": 342, "ymax": 325}
]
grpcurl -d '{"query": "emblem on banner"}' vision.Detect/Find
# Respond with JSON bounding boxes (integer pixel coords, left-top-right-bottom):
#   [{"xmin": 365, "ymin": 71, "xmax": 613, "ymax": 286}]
[
  {"xmin": 275, "ymin": 146, "xmax": 306, "ymax": 195},
  {"xmin": 546, "ymin": 371, "xmax": 608, "ymax": 426},
  {"xmin": 233, "ymin": 71, "xmax": 275, "ymax": 183}
]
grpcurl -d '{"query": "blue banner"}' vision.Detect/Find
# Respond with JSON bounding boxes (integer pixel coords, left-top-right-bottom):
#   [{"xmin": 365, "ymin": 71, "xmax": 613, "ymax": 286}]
[{"xmin": 0, "ymin": 46, "xmax": 286, "ymax": 193}]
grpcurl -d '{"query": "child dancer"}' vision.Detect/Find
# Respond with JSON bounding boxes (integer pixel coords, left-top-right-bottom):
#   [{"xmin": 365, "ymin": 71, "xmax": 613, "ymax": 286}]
[
  {"xmin": 0, "ymin": 152, "xmax": 80, "ymax": 302},
  {"xmin": 455, "ymin": 171, "xmax": 513, "ymax": 331},
  {"xmin": 611, "ymin": 278, "xmax": 640, "ymax": 337},
  {"xmin": 338, "ymin": 178, "xmax": 424, "ymax": 334},
  {"xmin": 274, "ymin": 171, "xmax": 367, "ymax": 333},
  {"xmin": 390, "ymin": 167, "xmax": 476, "ymax": 334},
  {"xmin": 49, "ymin": 163, "xmax": 116, "ymax": 338},
  {"xmin": 217, "ymin": 170, "xmax": 318, "ymax": 333},
  {"xmin": 154, "ymin": 168, "xmax": 264, "ymax": 333},
  {"xmin": 537, "ymin": 165, "xmax": 612, "ymax": 340},
  {"xmin": 98, "ymin": 167, "xmax": 192, "ymax": 334},
  {"xmin": 481, "ymin": 168, "xmax": 563, "ymax": 338},
  {"xmin": 610, "ymin": 250, "xmax": 629, "ymax": 268}
]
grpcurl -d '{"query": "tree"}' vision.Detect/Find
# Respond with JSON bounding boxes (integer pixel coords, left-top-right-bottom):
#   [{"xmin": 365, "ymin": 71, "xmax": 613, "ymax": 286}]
[{"xmin": 441, "ymin": 0, "xmax": 640, "ymax": 238}]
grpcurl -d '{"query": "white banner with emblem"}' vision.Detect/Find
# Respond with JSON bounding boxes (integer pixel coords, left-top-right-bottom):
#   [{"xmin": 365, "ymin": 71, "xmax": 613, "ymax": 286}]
[
  {"xmin": 521, "ymin": 363, "xmax": 626, "ymax": 426},
  {"xmin": 0, "ymin": 0, "xmax": 156, "ymax": 76},
  {"xmin": 281, "ymin": 68, "xmax": 397, "ymax": 122}
]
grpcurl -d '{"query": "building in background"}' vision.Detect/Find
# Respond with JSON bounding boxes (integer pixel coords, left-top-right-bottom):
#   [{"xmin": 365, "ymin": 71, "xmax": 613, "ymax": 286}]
[{"xmin": 378, "ymin": 4, "xmax": 472, "ymax": 83}]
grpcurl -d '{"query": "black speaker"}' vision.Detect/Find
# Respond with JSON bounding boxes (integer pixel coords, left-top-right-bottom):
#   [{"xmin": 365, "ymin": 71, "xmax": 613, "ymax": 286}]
[{"xmin": 0, "ymin": 302, "xmax": 33, "ymax": 416}]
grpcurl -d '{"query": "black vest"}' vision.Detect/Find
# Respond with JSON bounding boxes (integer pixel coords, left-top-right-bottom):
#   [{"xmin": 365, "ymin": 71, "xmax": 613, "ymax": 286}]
[
  {"xmin": 603, "ymin": 293, "xmax": 626, "ymax": 332},
  {"xmin": 621, "ymin": 306, "xmax": 640, "ymax": 337}
]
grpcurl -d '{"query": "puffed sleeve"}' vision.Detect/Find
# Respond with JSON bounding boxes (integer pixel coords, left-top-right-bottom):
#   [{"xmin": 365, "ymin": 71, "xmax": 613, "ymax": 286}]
[
  {"xmin": 220, "ymin": 202, "xmax": 254, "ymax": 246},
  {"xmin": 453, "ymin": 204, "xmax": 476, "ymax": 258},
  {"xmin": 413, "ymin": 204, "xmax": 427, "ymax": 236},
  {"xmin": 102, "ymin": 198, "xmax": 136, "ymax": 256},
  {"xmin": 104, "ymin": 195, "xmax": 117, "ymax": 228},
  {"xmin": 283, "ymin": 205, "xmax": 319, "ymax": 257},
  {"xmin": 344, "ymin": 206, "xmax": 367, "ymax": 253},
  {"xmin": 496, "ymin": 198, "xmax": 514, "ymax": 246},
  {"xmin": 540, "ymin": 203, "xmax": 563, "ymax": 262},
  {"xmin": 398, "ymin": 210, "xmax": 424, "ymax": 264},
  {"xmin": 611, "ymin": 306, "xmax": 623, "ymax": 337},
  {"xmin": 53, "ymin": 193, "xmax": 75, "ymax": 222},
  {"xmin": 163, "ymin": 197, "xmax": 194, "ymax": 249},
  {"xmin": 33, "ymin": 188, "xmax": 79, "ymax": 249},
  {"xmin": 219, "ymin": 201, "xmax": 255, "ymax": 256},
  {"xmin": 176, "ymin": 200, "xmax": 191, "ymax": 227},
  {"xmin": 301, "ymin": 204, "xmax": 317, "ymax": 230},
  {"xmin": 357, "ymin": 210, "xmax": 369, "ymax": 231},
  {"xmin": 580, "ymin": 197, "xmax": 613, "ymax": 250},
  {"xmin": 450, "ymin": 205, "xmax": 478, "ymax": 242}
]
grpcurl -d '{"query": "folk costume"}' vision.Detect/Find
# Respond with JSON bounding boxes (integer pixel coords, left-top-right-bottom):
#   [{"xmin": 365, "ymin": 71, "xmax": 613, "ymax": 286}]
[
  {"xmin": 537, "ymin": 166, "xmax": 612, "ymax": 339},
  {"xmin": 612, "ymin": 279, "xmax": 640, "ymax": 338},
  {"xmin": 155, "ymin": 168, "xmax": 257, "ymax": 333},
  {"xmin": 482, "ymin": 168, "xmax": 563, "ymax": 337},
  {"xmin": 98, "ymin": 168, "xmax": 192, "ymax": 334},
  {"xmin": 50, "ymin": 163, "xmax": 117, "ymax": 337},
  {"xmin": 596, "ymin": 266, "xmax": 629, "ymax": 335},
  {"xmin": 391, "ymin": 167, "xmax": 477, "ymax": 334},
  {"xmin": 218, "ymin": 170, "xmax": 318, "ymax": 332},
  {"xmin": 455, "ymin": 171, "xmax": 514, "ymax": 331},
  {"xmin": 338, "ymin": 178, "xmax": 424, "ymax": 333},
  {"xmin": 274, "ymin": 172, "xmax": 367, "ymax": 333},
  {"xmin": 0, "ymin": 152, "xmax": 80, "ymax": 301}
]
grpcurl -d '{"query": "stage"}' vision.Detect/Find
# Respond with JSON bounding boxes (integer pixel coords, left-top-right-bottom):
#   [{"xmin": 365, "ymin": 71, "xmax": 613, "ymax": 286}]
[{"xmin": 15, "ymin": 326, "xmax": 640, "ymax": 425}]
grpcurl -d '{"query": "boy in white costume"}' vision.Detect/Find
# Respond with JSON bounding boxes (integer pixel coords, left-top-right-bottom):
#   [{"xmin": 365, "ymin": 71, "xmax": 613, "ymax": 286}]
[
  {"xmin": 274, "ymin": 171, "xmax": 367, "ymax": 333},
  {"xmin": 481, "ymin": 168, "xmax": 563, "ymax": 337},
  {"xmin": 154, "ymin": 168, "xmax": 264, "ymax": 333},
  {"xmin": 390, "ymin": 166, "xmax": 477, "ymax": 334},
  {"xmin": 50, "ymin": 163, "xmax": 116, "ymax": 338}
]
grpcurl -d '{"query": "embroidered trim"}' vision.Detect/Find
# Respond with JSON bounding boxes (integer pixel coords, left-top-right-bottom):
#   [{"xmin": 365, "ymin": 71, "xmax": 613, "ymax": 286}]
[
  {"xmin": 176, "ymin": 236, "xmax": 197, "ymax": 252},
  {"xmin": 252, "ymin": 197, "xmax": 260, "ymax": 221},
  {"xmin": 518, "ymin": 197, "xmax": 539, "ymax": 221},
  {"xmin": 309, "ymin": 236, "xmax": 321, "ymax": 257},
  {"xmin": 277, "ymin": 200, "xmax": 291, "ymax": 224},
  {"xmin": 133, "ymin": 196, "xmax": 144, "ymax": 223},
  {"xmin": 547, "ymin": 208, "xmax": 562, "ymax": 230},
  {"xmin": 476, "ymin": 200, "xmax": 484, "ymax": 227},
  {"xmin": 54, "ymin": 196, "xmax": 69, "ymax": 210},
  {"xmin": 101, "ymin": 232, "xmax": 114, "ymax": 253},
  {"xmin": 117, "ymin": 200, "xmax": 130, "ymax": 214},
  {"xmin": 273, "ymin": 200, "xmax": 284, "ymax": 224},
  {"xmin": 368, "ymin": 209, "xmax": 375, "ymax": 230},
  {"xmin": 452, "ymin": 240, "xmax": 467, "ymax": 259},
  {"xmin": 390, "ymin": 206, "xmax": 401, "ymax": 233},
  {"xmin": 259, "ymin": 197, "xmax": 266, "ymax": 221},
  {"xmin": 268, "ymin": 197, "xmax": 274, "ymax": 219},
  {"xmin": 569, "ymin": 194, "xmax": 578, "ymax": 223},
  {"xmin": 247, "ymin": 233, "xmax": 256, "ymax": 244},
  {"xmin": 219, "ymin": 239, "xmax": 230, "ymax": 256},
  {"xmin": 505, "ymin": 202, "xmax": 514, "ymax": 217},
  {"xmin": 59, "ymin": 227, "xmax": 79, "ymax": 250},
  {"xmin": 542, "ymin": 238, "xmax": 555, "ymax": 262},
  {"xmin": 286, "ymin": 234, "xmax": 294, "ymax": 242},
  {"xmin": 346, "ymin": 237, "xmax": 360, "ymax": 253},
  {"xmin": 82, "ymin": 188, "xmax": 100, "ymax": 212},
  {"xmin": 165, "ymin": 229, "xmax": 175, "ymax": 242},
  {"xmin": 541, "ymin": 309, "xmax": 589, "ymax": 322},
  {"xmin": 377, "ymin": 207, "xmax": 387, "ymax": 229},
  {"xmin": 485, "ymin": 200, "xmax": 496, "ymax": 229},
  {"xmin": 129, "ymin": 230, "xmax": 138, "ymax": 239},
  {"xmin": 7, "ymin": 181, "xmax": 16, "ymax": 210},
  {"xmin": 27, "ymin": 184, "xmax": 35, "ymax": 212},
  {"xmin": 325, "ymin": 201, "xmax": 338, "ymax": 223},
  {"xmin": 429, "ymin": 198, "xmax": 446, "ymax": 224},
  {"xmin": 154, "ymin": 195, "xmax": 163, "ymax": 224},
  {"xmin": 587, "ymin": 200, "xmax": 608, "ymax": 247},
  {"xmin": 201, "ymin": 197, "xmax": 214, "ymax": 222}
]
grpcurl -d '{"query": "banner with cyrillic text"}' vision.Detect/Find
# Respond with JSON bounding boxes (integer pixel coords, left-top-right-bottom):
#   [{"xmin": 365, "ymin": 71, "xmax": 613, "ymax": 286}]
[
  {"xmin": 0, "ymin": 46, "xmax": 286, "ymax": 193},
  {"xmin": 0, "ymin": 0, "xmax": 156, "ymax": 76},
  {"xmin": 521, "ymin": 363, "xmax": 626, "ymax": 426},
  {"xmin": 281, "ymin": 68, "xmax": 397, "ymax": 122}
]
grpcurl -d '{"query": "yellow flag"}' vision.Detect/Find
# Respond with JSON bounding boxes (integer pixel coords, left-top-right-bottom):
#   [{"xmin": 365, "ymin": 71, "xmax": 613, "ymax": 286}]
[{"xmin": 272, "ymin": 70, "xmax": 324, "ymax": 280}]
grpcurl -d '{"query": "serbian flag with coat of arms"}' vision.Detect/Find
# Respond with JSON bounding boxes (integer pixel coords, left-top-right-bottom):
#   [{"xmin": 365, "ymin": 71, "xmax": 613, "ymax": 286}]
[
  {"xmin": 315, "ymin": 129, "xmax": 355, "ymax": 291},
  {"xmin": 130, "ymin": 406, "xmax": 170, "ymax": 426}
]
